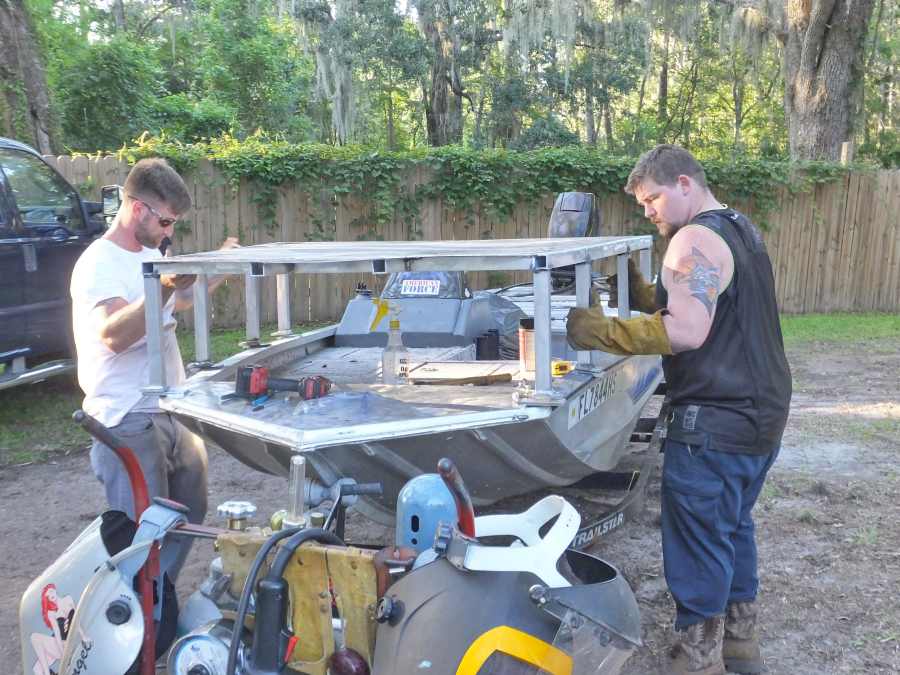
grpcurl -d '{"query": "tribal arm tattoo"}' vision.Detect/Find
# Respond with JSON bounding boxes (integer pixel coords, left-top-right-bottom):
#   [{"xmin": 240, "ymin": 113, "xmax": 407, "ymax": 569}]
[{"xmin": 667, "ymin": 247, "xmax": 721, "ymax": 317}]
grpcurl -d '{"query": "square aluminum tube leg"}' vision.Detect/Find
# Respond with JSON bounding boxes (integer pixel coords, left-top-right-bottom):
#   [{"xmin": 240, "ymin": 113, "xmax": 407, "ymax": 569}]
[
  {"xmin": 274, "ymin": 273, "xmax": 293, "ymax": 337},
  {"xmin": 245, "ymin": 274, "xmax": 261, "ymax": 343},
  {"xmin": 192, "ymin": 274, "xmax": 210, "ymax": 363},
  {"xmin": 616, "ymin": 253, "xmax": 631, "ymax": 320},
  {"xmin": 532, "ymin": 268, "xmax": 552, "ymax": 396},
  {"xmin": 639, "ymin": 248, "xmax": 652, "ymax": 281},
  {"xmin": 574, "ymin": 262, "xmax": 592, "ymax": 367},
  {"xmin": 143, "ymin": 272, "xmax": 167, "ymax": 393}
]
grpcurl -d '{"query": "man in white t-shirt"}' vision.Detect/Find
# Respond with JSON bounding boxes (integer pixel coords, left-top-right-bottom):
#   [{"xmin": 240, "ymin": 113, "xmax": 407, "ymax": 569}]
[{"xmin": 70, "ymin": 157, "xmax": 237, "ymax": 579}]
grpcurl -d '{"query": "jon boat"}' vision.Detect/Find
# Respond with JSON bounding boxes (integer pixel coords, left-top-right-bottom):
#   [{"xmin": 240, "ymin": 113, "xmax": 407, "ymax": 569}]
[{"xmin": 141, "ymin": 219, "xmax": 663, "ymax": 526}]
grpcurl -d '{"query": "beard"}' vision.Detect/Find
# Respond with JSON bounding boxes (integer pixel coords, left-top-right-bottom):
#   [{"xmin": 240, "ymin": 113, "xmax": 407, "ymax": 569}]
[
  {"xmin": 134, "ymin": 215, "xmax": 161, "ymax": 249},
  {"xmin": 659, "ymin": 220, "xmax": 686, "ymax": 241}
]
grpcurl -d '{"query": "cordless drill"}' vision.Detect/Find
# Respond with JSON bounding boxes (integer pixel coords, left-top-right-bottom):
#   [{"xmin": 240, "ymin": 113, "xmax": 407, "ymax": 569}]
[{"xmin": 235, "ymin": 366, "xmax": 332, "ymax": 400}]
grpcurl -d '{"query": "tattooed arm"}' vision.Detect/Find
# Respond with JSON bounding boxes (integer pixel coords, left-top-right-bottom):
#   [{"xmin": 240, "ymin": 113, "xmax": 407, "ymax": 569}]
[{"xmin": 660, "ymin": 225, "xmax": 734, "ymax": 352}]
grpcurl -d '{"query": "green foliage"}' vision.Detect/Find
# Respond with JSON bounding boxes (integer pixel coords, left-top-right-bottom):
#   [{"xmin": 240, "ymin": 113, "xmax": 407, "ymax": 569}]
[
  {"xmin": 57, "ymin": 37, "xmax": 164, "ymax": 152},
  {"xmin": 153, "ymin": 94, "xmax": 236, "ymax": 142},
  {"xmin": 21, "ymin": 0, "xmax": 898, "ymax": 165},
  {"xmin": 120, "ymin": 134, "xmax": 853, "ymax": 234},
  {"xmin": 509, "ymin": 116, "xmax": 580, "ymax": 150},
  {"xmin": 199, "ymin": 0, "xmax": 316, "ymax": 139}
]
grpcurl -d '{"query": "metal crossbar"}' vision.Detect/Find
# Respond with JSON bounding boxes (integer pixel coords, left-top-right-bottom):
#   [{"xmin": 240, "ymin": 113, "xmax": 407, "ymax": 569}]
[{"xmin": 142, "ymin": 236, "xmax": 653, "ymax": 400}]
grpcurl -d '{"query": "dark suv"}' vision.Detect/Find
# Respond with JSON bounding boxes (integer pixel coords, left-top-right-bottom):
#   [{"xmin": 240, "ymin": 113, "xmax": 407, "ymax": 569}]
[{"xmin": 0, "ymin": 137, "xmax": 106, "ymax": 389}]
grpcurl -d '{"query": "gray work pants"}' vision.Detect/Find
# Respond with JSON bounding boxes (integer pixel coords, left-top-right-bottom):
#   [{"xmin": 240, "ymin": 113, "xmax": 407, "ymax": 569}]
[{"xmin": 89, "ymin": 411, "xmax": 208, "ymax": 581}]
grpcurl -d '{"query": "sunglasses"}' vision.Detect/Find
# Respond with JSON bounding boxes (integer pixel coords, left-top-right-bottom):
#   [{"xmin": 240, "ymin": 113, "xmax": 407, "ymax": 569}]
[{"xmin": 128, "ymin": 193, "xmax": 178, "ymax": 228}]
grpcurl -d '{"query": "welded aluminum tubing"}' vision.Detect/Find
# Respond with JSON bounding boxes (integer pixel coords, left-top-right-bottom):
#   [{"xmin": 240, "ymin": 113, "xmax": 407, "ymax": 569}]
[{"xmin": 288, "ymin": 455, "xmax": 307, "ymax": 521}]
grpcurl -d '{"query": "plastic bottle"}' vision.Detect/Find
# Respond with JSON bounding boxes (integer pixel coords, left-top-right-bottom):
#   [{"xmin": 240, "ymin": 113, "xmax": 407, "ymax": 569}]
[{"xmin": 382, "ymin": 314, "xmax": 409, "ymax": 384}]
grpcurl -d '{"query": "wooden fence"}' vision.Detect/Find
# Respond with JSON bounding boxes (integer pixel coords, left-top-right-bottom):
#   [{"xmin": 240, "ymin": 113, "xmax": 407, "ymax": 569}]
[{"xmin": 47, "ymin": 156, "xmax": 900, "ymax": 326}]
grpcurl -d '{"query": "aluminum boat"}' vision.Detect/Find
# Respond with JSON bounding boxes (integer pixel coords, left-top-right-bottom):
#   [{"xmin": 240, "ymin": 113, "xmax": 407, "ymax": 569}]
[{"xmin": 141, "ymin": 199, "xmax": 662, "ymax": 523}]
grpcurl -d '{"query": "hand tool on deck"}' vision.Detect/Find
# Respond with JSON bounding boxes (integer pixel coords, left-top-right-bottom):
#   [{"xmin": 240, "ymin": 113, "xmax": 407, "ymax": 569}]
[{"xmin": 234, "ymin": 365, "xmax": 332, "ymax": 400}]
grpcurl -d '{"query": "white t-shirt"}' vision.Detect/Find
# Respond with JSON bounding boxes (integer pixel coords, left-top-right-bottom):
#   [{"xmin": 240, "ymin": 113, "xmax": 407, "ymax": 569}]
[{"xmin": 70, "ymin": 238, "xmax": 185, "ymax": 427}]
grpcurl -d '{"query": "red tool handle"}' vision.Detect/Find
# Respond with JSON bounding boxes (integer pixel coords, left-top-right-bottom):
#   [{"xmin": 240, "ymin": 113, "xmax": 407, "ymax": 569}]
[
  {"xmin": 437, "ymin": 458, "xmax": 476, "ymax": 538},
  {"xmin": 73, "ymin": 410, "xmax": 157, "ymax": 675}
]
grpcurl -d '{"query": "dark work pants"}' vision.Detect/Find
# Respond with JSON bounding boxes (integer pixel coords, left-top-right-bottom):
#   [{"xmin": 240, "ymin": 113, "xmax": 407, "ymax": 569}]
[
  {"xmin": 89, "ymin": 411, "xmax": 208, "ymax": 582},
  {"xmin": 661, "ymin": 439, "xmax": 779, "ymax": 630}
]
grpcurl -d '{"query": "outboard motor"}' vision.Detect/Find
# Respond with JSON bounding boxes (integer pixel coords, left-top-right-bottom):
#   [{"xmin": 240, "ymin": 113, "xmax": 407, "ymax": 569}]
[
  {"xmin": 548, "ymin": 191, "xmax": 602, "ymax": 290},
  {"xmin": 334, "ymin": 271, "xmax": 524, "ymax": 351}
]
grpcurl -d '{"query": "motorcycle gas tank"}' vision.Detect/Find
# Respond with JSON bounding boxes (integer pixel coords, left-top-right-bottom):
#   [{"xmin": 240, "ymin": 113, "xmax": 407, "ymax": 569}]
[{"xmin": 19, "ymin": 515, "xmax": 111, "ymax": 675}]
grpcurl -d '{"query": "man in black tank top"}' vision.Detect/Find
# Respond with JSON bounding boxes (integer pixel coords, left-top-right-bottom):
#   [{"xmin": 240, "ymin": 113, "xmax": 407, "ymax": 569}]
[{"xmin": 567, "ymin": 145, "xmax": 791, "ymax": 675}]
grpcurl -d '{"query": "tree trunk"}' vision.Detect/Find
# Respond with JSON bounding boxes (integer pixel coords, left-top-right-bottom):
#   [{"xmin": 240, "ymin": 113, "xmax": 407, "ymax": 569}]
[
  {"xmin": 418, "ymin": 5, "xmax": 463, "ymax": 146},
  {"xmin": 473, "ymin": 92, "xmax": 485, "ymax": 147},
  {"xmin": 386, "ymin": 95, "xmax": 395, "ymax": 150},
  {"xmin": 784, "ymin": 0, "xmax": 876, "ymax": 160},
  {"xmin": 633, "ymin": 69, "xmax": 647, "ymax": 147},
  {"xmin": 657, "ymin": 30, "xmax": 670, "ymax": 143},
  {"xmin": 585, "ymin": 79, "xmax": 597, "ymax": 145},
  {"xmin": 0, "ymin": 0, "xmax": 55, "ymax": 153},
  {"xmin": 603, "ymin": 101, "xmax": 613, "ymax": 151},
  {"xmin": 112, "ymin": 0, "xmax": 126, "ymax": 32},
  {"xmin": 385, "ymin": 71, "xmax": 396, "ymax": 150},
  {"xmin": 731, "ymin": 53, "xmax": 746, "ymax": 151}
]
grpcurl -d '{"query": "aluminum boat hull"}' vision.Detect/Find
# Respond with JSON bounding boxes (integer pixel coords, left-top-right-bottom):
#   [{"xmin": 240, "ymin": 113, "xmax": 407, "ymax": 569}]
[{"xmin": 162, "ymin": 325, "xmax": 662, "ymax": 523}]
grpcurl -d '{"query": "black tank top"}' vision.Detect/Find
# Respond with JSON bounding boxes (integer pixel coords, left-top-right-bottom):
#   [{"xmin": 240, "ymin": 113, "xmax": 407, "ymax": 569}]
[{"xmin": 656, "ymin": 209, "xmax": 791, "ymax": 455}]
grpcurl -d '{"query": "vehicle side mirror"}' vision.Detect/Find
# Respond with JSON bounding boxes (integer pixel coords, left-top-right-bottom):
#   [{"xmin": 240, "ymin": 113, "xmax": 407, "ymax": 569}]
[{"xmin": 101, "ymin": 185, "xmax": 123, "ymax": 218}]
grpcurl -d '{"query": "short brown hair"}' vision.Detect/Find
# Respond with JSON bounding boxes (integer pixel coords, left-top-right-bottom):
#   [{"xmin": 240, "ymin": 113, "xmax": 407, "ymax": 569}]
[
  {"xmin": 625, "ymin": 144, "xmax": 708, "ymax": 194},
  {"xmin": 124, "ymin": 158, "xmax": 191, "ymax": 215}
]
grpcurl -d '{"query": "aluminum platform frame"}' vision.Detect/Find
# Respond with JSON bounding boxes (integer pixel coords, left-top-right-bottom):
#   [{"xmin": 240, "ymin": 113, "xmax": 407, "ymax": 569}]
[{"xmin": 141, "ymin": 236, "xmax": 653, "ymax": 401}]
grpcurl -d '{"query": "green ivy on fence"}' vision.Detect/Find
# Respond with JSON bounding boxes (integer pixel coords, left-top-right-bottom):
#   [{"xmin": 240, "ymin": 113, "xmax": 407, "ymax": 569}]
[{"xmin": 113, "ymin": 132, "xmax": 867, "ymax": 234}]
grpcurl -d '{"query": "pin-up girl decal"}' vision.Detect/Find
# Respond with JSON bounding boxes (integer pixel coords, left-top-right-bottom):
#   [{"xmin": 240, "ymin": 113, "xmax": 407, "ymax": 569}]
[{"xmin": 29, "ymin": 583, "xmax": 87, "ymax": 675}]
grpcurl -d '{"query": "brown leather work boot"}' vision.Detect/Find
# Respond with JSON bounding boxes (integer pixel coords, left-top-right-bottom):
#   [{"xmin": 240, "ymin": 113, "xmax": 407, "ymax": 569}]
[
  {"xmin": 723, "ymin": 601, "xmax": 763, "ymax": 673},
  {"xmin": 660, "ymin": 615, "xmax": 726, "ymax": 675}
]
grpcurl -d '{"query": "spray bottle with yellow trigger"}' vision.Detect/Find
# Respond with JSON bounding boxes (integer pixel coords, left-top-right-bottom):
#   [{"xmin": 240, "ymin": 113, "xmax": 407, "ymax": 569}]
[{"xmin": 371, "ymin": 299, "xmax": 409, "ymax": 384}]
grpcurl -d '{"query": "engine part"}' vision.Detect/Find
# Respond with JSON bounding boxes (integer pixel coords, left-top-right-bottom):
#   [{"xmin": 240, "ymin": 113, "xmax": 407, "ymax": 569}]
[
  {"xmin": 374, "ymin": 495, "xmax": 641, "ymax": 675},
  {"xmin": 547, "ymin": 191, "xmax": 601, "ymax": 292},
  {"xmin": 327, "ymin": 646, "xmax": 370, "ymax": 675},
  {"xmin": 167, "ymin": 620, "xmax": 243, "ymax": 675},
  {"xmin": 437, "ymin": 457, "xmax": 476, "ymax": 537},
  {"xmin": 395, "ymin": 473, "xmax": 456, "ymax": 553},
  {"xmin": 217, "ymin": 500, "xmax": 257, "ymax": 531},
  {"xmin": 177, "ymin": 556, "xmax": 235, "ymax": 639},
  {"xmin": 285, "ymin": 455, "xmax": 307, "ymax": 528},
  {"xmin": 227, "ymin": 528, "xmax": 344, "ymax": 675}
]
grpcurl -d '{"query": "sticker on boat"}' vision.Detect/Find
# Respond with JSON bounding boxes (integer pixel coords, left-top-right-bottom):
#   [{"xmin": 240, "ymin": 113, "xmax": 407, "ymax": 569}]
[
  {"xmin": 400, "ymin": 279, "xmax": 441, "ymax": 295},
  {"xmin": 568, "ymin": 373, "xmax": 617, "ymax": 429}
]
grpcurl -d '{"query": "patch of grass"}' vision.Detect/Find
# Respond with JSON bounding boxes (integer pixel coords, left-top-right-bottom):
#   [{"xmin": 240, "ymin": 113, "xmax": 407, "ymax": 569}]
[
  {"xmin": 0, "ymin": 322, "xmax": 328, "ymax": 467},
  {"xmin": 177, "ymin": 321, "xmax": 329, "ymax": 363},
  {"xmin": 758, "ymin": 480, "xmax": 785, "ymax": 504},
  {"xmin": 0, "ymin": 377, "xmax": 89, "ymax": 465},
  {"xmin": 780, "ymin": 312, "xmax": 900, "ymax": 346},
  {"xmin": 852, "ymin": 525, "xmax": 880, "ymax": 547},
  {"xmin": 797, "ymin": 509, "xmax": 819, "ymax": 525}
]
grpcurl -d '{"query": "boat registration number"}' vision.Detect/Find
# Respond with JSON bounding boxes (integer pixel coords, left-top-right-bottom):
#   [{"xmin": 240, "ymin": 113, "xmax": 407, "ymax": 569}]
[
  {"xmin": 401, "ymin": 279, "xmax": 441, "ymax": 295},
  {"xmin": 568, "ymin": 373, "xmax": 616, "ymax": 429}
]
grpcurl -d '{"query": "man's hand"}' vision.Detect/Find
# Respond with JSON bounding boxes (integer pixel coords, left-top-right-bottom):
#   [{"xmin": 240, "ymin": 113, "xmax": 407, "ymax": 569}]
[
  {"xmin": 161, "ymin": 273, "xmax": 196, "ymax": 292},
  {"xmin": 219, "ymin": 236, "xmax": 240, "ymax": 251},
  {"xmin": 566, "ymin": 306, "xmax": 673, "ymax": 356},
  {"xmin": 608, "ymin": 258, "xmax": 658, "ymax": 313}
]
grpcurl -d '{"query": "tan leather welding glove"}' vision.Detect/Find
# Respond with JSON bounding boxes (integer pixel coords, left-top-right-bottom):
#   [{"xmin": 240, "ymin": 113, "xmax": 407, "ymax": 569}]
[
  {"xmin": 607, "ymin": 259, "xmax": 658, "ymax": 314},
  {"xmin": 566, "ymin": 306, "xmax": 673, "ymax": 355}
]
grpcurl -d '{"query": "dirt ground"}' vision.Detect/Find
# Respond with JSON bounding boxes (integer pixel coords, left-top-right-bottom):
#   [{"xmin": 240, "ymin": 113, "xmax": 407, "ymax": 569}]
[{"xmin": 1, "ymin": 339, "xmax": 898, "ymax": 674}]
